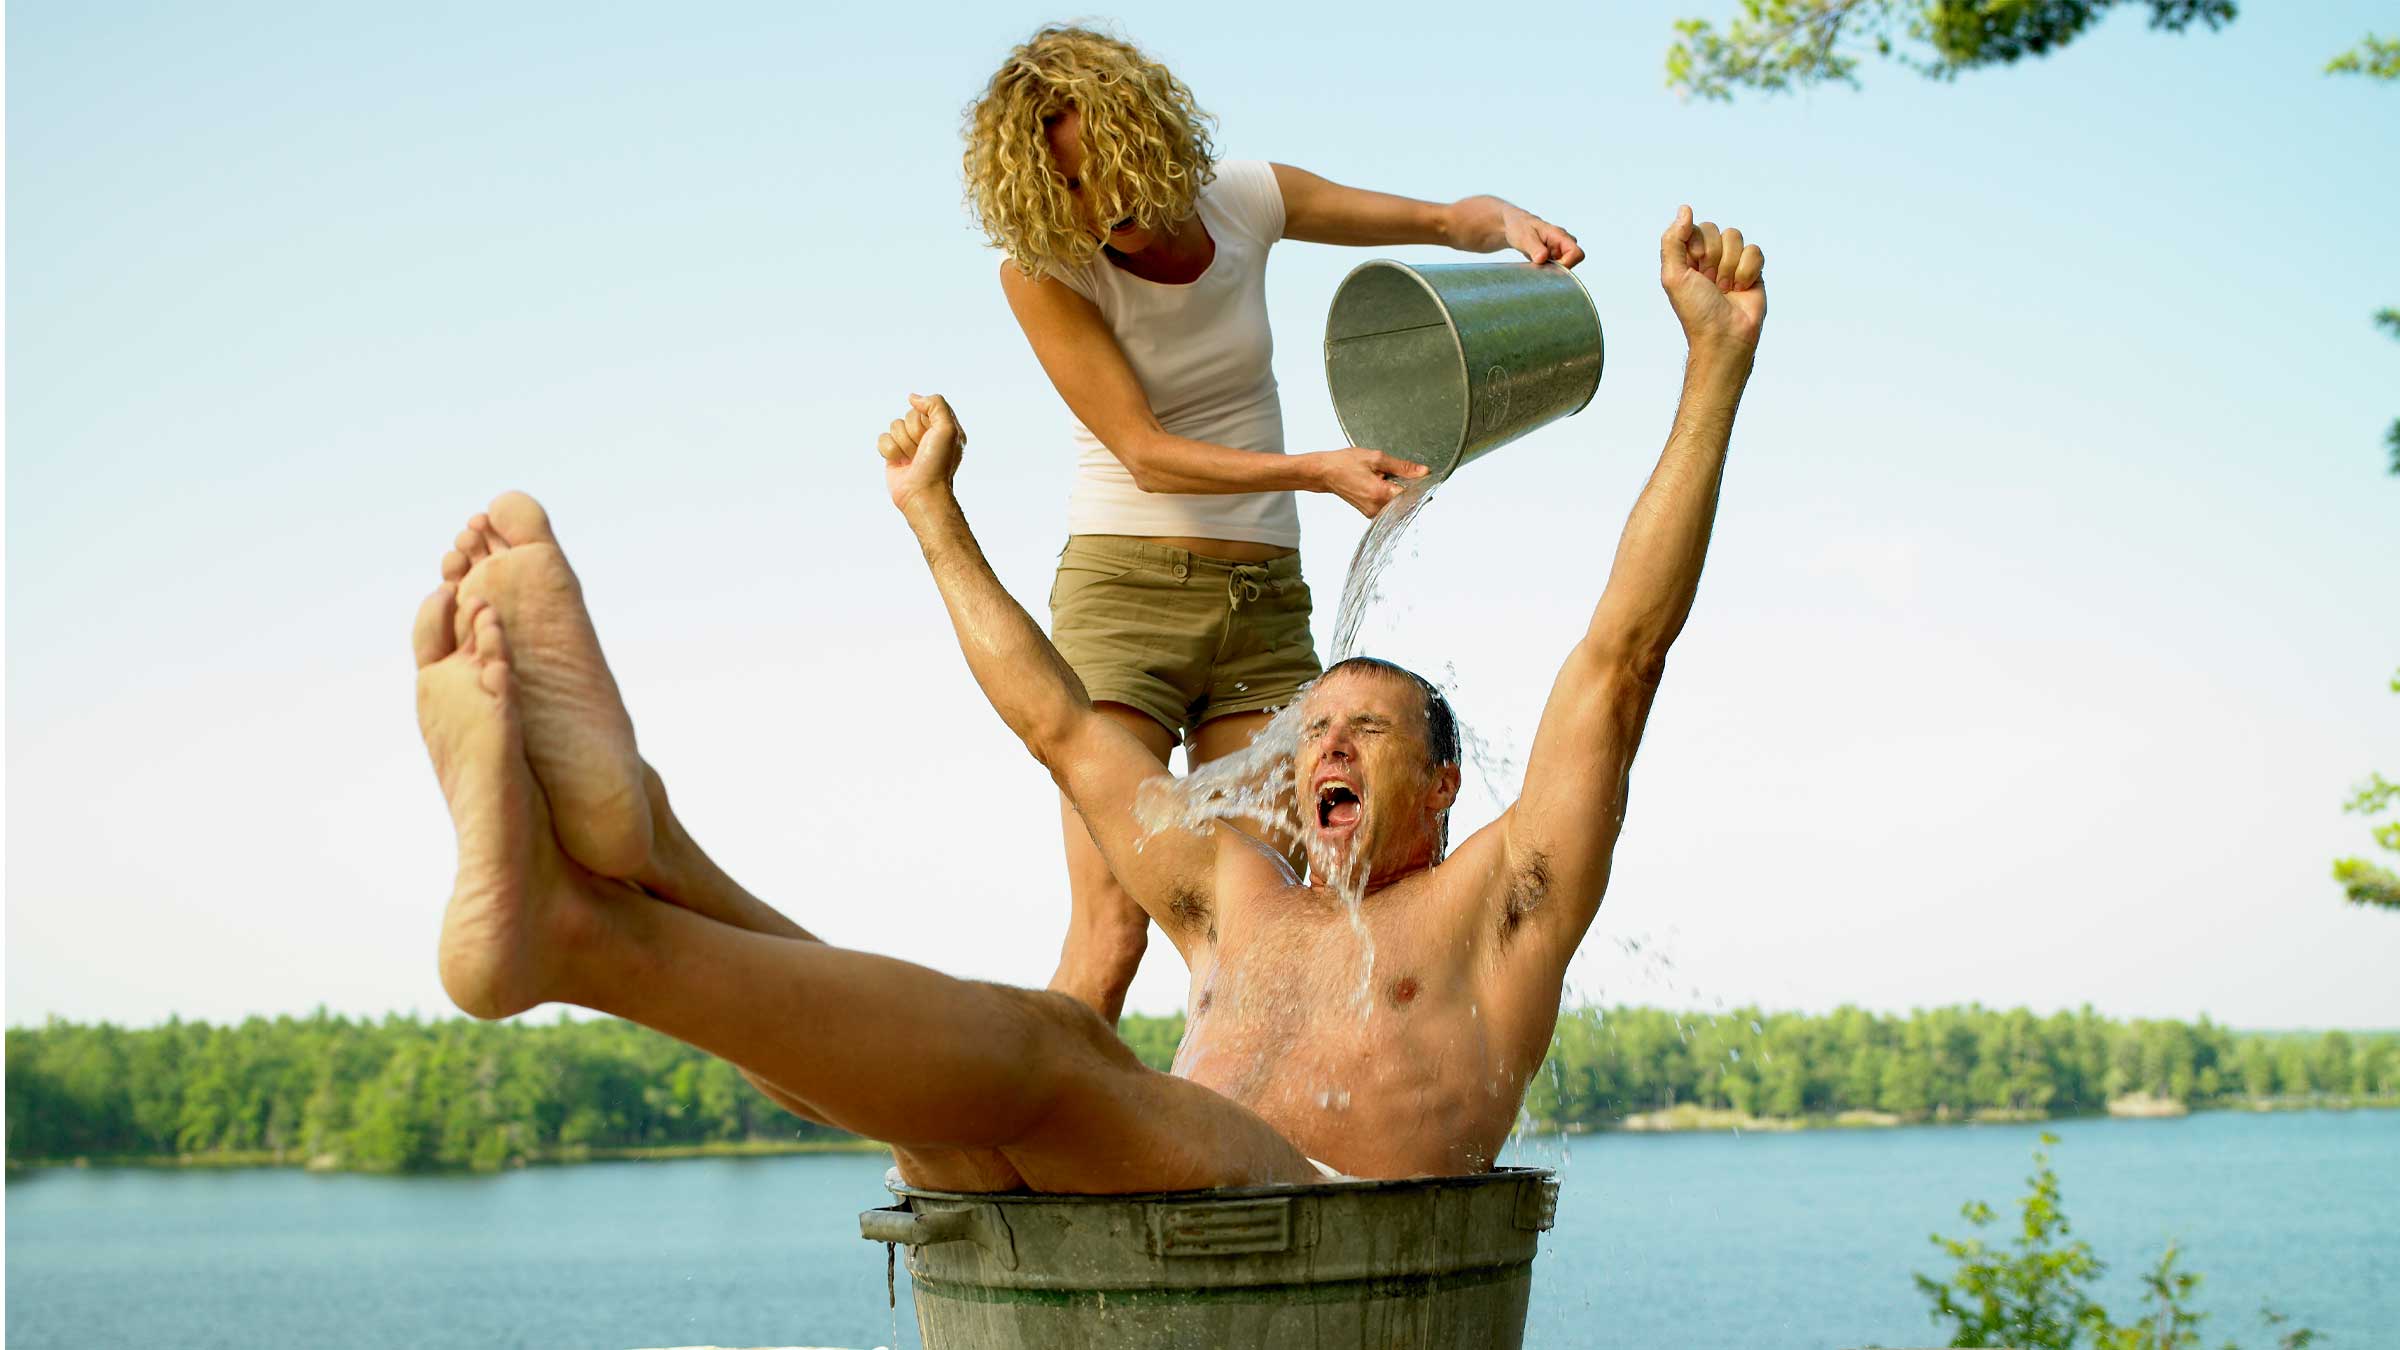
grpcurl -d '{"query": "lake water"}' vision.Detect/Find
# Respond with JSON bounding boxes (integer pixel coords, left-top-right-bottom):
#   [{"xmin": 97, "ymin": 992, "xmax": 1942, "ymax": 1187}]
[{"xmin": 7, "ymin": 1110, "xmax": 2394, "ymax": 1349}]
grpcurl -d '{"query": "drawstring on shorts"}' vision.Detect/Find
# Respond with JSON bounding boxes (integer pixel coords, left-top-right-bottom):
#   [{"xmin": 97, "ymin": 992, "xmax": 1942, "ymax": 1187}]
[{"xmin": 1227, "ymin": 564, "xmax": 1270, "ymax": 610}]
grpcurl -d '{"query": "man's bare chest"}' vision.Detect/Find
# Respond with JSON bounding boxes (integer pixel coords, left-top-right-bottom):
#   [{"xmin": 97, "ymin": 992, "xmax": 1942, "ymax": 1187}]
[
  {"xmin": 1202, "ymin": 879, "xmax": 1471, "ymax": 1011},
  {"xmin": 1177, "ymin": 881, "xmax": 1485, "ymax": 1084}
]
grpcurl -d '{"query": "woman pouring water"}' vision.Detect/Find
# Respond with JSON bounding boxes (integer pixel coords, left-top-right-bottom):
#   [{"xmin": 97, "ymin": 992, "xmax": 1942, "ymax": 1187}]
[{"xmin": 961, "ymin": 25, "xmax": 1583, "ymax": 1023}]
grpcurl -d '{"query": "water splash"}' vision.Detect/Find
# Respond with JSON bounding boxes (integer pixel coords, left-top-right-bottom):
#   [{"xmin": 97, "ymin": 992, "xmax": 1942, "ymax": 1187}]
[
  {"xmin": 1340, "ymin": 490, "xmax": 1525, "ymax": 809},
  {"xmin": 1135, "ymin": 699, "xmax": 1306, "ymax": 854},
  {"xmin": 1328, "ymin": 475, "xmax": 1443, "ymax": 661},
  {"xmin": 1447, "ymin": 690, "xmax": 1523, "ymax": 806},
  {"xmin": 1138, "ymin": 695, "xmax": 1382, "ymax": 1013},
  {"xmin": 1132, "ymin": 477, "xmax": 1490, "ymax": 1065}
]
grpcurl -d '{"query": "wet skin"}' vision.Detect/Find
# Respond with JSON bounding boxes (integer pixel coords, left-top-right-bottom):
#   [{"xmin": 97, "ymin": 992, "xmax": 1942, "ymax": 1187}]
[
  {"xmin": 1177, "ymin": 869, "xmax": 1519, "ymax": 1177},
  {"xmin": 1158, "ymin": 668, "xmax": 1555, "ymax": 1177}
]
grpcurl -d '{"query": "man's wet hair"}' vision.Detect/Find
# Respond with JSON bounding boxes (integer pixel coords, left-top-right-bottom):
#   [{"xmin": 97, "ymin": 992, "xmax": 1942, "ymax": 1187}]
[{"xmin": 1322, "ymin": 657, "xmax": 1460, "ymax": 769}]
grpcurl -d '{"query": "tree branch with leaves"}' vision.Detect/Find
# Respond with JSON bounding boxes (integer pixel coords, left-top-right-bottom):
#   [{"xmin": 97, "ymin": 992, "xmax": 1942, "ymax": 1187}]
[
  {"xmin": 2334, "ymin": 668, "xmax": 2400, "ymax": 912},
  {"xmin": 2376, "ymin": 309, "xmax": 2400, "ymax": 475},
  {"xmin": 2326, "ymin": 33, "xmax": 2400, "ymax": 80},
  {"xmin": 1666, "ymin": 0, "xmax": 2237, "ymax": 100}
]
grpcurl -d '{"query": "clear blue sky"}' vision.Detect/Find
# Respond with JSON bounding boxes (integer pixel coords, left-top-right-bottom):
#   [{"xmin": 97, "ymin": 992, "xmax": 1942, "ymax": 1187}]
[{"xmin": 8, "ymin": 1, "xmax": 2397, "ymax": 1029}]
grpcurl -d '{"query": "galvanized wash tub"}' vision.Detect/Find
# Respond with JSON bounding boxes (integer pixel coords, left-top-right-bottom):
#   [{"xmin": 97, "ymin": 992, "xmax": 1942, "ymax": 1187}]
[
  {"xmin": 1323, "ymin": 260, "xmax": 1603, "ymax": 482},
  {"xmin": 859, "ymin": 1167, "xmax": 1560, "ymax": 1350}
]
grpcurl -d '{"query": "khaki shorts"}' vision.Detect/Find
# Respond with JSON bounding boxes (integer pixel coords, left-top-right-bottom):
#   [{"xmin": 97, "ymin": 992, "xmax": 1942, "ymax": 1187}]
[{"xmin": 1048, "ymin": 535, "xmax": 1323, "ymax": 741}]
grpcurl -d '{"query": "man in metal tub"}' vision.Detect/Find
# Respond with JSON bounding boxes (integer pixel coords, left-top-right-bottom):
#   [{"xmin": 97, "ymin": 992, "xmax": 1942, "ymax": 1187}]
[{"xmin": 415, "ymin": 207, "xmax": 1764, "ymax": 1191}]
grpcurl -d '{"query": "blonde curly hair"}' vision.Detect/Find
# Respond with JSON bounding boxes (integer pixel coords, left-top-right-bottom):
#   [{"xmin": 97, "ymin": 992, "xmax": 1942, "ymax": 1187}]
[{"xmin": 962, "ymin": 25, "xmax": 1218, "ymax": 274}]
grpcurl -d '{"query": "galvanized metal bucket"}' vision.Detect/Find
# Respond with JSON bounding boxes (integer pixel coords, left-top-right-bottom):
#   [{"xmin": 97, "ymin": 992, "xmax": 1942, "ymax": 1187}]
[
  {"xmin": 1323, "ymin": 260, "xmax": 1604, "ymax": 480},
  {"xmin": 860, "ymin": 1167, "xmax": 1560, "ymax": 1350}
]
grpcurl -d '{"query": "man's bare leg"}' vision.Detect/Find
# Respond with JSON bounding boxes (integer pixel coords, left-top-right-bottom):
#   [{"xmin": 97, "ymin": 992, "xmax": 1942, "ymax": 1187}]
[
  {"xmin": 433, "ymin": 495, "xmax": 1230, "ymax": 1187},
  {"xmin": 433, "ymin": 504, "xmax": 876, "ymax": 1132},
  {"xmin": 630, "ymin": 763, "xmax": 819, "ymax": 940},
  {"xmin": 414, "ymin": 582, "xmax": 1013, "ymax": 1185},
  {"xmin": 442, "ymin": 490, "xmax": 1156, "ymax": 1025},
  {"xmin": 439, "ymin": 495, "xmax": 819, "ymax": 943},
  {"xmin": 414, "ymin": 566, "xmax": 860, "ymax": 1137},
  {"xmin": 415, "ymin": 593, "xmax": 1312, "ymax": 1194}
]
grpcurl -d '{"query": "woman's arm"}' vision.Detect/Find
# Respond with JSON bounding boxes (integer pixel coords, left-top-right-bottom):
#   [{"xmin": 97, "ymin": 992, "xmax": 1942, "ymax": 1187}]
[
  {"xmin": 999, "ymin": 262, "xmax": 1424, "ymax": 517},
  {"xmin": 1270, "ymin": 164, "xmax": 1586, "ymax": 268}
]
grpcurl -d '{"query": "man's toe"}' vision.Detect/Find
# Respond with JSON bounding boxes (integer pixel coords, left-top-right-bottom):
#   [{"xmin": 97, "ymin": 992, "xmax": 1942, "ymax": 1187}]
[
  {"xmin": 413, "ymin": 584, "xmax": 460, "ymax": 669},
  {"xmin": 485, "ymin": 492, "xmax": 557, "ymax": 548}
]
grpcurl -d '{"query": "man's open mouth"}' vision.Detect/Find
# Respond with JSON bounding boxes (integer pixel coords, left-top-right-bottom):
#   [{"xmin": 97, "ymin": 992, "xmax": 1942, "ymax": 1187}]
[
  {"xmin": 1110, "ymin": 215, "xmax": 1137, "ymax": 233},
  {"xmin": 1316, "ymin": 782, "xmax": 1362, "ymax": 831}
]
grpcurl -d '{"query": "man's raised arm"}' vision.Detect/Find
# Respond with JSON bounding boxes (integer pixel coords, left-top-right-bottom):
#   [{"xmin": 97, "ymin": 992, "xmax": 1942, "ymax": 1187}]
[
  {"xmin": 1499, "ymin": 207, "xmax": 1767, "ymax": 963},
  {"xmin": 878, "ymin": 395, "xmax": 1216, "ymax": 942}
]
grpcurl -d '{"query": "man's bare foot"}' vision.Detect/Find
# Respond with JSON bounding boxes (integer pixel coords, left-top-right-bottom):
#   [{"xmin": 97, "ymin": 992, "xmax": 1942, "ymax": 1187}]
[
  {"xmin": 440, "ymin": 492, "xmax": 652, "ymax": 878},
  {"xmin": 415, "ymin": 587, "xmax": 599, "ymax": 1020}
]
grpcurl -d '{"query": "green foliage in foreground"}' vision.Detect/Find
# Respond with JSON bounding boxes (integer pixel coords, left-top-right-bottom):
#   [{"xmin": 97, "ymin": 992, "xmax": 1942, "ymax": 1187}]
[
  {"xmin": 2334, "ymin": 668, "xmax": 2400, "ymax": 911},
  {"xmin": 1665, "ymin": 0, "xmax": 2236, "ymax": 101},
  {"xmin": 2376, "ymin": 309, "xmax": 2400, "ymax": 478},
  {"xmin": 1916, "ymin": 1133, "xmax": 2316, "ymax": 1348},
  {"xmin": 2381, "ymin": 311, "xmax": 2400, "ymax": 476},
  {"xmin": 8, "ymin": 1005, "xmax": 2394, "ymax": 1171}
]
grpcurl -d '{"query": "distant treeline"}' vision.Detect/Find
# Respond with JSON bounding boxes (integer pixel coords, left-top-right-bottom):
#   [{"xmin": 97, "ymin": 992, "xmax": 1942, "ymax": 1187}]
[
  {"xmin": 4, "ymin": 1013, "xmax": 848, "ymax": 1173},
  {"xmin": 7, "ymin": 1006, "xmax": 2394, "ymax": 1171},
  {"xmin": 1513, "ymin": 1005, "xmax": 2400, "ymax": 1128}
]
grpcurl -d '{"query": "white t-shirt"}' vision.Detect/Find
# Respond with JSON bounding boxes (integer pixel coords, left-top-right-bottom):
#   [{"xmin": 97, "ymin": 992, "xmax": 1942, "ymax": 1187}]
[{"xmin": 1045, "ymin": 159, "xmax": 1299, "ymax": 548}]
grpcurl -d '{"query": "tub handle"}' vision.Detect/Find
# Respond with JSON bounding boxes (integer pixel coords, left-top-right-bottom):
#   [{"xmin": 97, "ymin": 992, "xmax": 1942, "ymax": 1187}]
[
  {"xmin": 860, "ymin": 1205, "xmax": 974, "ymax": 1246},
  {"xmin": 859, "ymin": 1204, "xmax": 1020, "ymax": 1270},
  {"xmin": 1514, "ymin": 1177, "xmax": 1560, "ymax": 1233}
]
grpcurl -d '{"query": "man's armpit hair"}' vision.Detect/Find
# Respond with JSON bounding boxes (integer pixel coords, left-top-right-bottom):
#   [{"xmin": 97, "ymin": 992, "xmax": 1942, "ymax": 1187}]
[
  {"xmin": 1168, "ymin": 884, "xmax": 1213, "ymax": 938},
  {"xmin": 1499, "ymin": 848, "xmax": 1553, "ymax": 936}
]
